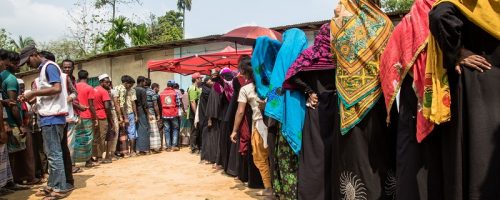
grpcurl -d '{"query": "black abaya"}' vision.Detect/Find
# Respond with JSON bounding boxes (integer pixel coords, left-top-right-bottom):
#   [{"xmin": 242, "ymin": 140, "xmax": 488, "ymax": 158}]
[
  {"xmin": 294, "ymin": 70, "xmax": 337, "ymax": 200},
  {"xmin": 429, "ymin": 3, "xmax": 500, "ymax": 199}
]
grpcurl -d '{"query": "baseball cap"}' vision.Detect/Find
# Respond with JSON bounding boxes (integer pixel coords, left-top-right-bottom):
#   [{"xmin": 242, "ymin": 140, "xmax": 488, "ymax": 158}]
[{"xmin": 18, "ymin": 44, "xmax": 37, "ymax": 67}]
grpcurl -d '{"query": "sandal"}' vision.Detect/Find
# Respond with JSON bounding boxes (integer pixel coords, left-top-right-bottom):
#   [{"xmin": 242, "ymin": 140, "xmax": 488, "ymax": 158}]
[
  {"xmin": 35, "ymin": 187, "xmax": 52, "ymax": 197},
  {"xmin": 43, "ymin": 191, "xmax": 69, "ymax": 200},
  {"xmin": 72, "ymin": 167, "xmax": 83, "ymax": 174}
]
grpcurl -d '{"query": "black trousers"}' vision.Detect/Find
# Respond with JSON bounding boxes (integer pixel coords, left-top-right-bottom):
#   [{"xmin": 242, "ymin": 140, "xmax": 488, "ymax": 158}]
[{"xmin": 189, "ymin": 118, "xmax": 200, "ymax": 150}]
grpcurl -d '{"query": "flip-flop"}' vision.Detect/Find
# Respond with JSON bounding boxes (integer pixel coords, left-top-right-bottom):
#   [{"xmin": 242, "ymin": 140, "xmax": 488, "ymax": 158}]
[
  {"xmin": 35, "ymin": 188, "xmax": 52, "ymax": 197},
  {"xmin": 72, "ymin": 167, "xmax": 83, "ymax": 174},
  {"xmin": 43, "ymin": 191, "xmax": 69, "ymax": 200}
]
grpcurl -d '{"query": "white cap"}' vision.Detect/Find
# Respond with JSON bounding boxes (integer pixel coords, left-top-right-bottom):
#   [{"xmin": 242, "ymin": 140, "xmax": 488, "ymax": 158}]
[
  {"xmin": 17, "ymin": 79, "xmax": 24, "ymax": 84},
  {"xmin": 98, "ymin": 74, "xmax": 109, "ymax": 81}
]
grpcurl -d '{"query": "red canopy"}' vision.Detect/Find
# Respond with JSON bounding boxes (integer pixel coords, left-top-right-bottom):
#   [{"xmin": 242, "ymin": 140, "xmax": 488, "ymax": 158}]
[{"xmin": 147, "ymin": 46, "xmax": 252, "ymax": 75}]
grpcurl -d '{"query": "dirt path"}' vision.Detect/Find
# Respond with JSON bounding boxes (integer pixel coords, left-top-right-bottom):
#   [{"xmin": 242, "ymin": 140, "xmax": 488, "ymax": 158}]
[{"xmin": 5, "ymin": 148, "xmax": 262, "ymax": 200}]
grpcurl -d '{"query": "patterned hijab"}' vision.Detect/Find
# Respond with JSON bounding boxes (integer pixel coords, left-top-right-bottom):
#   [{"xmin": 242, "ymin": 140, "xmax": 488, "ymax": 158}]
[
  {"xmin": 251, "ymin": 36, "xmax": 282, "ymax": 99},
  {"xmin": 380, "ymin": 0, "xmax": 436, "ymax": 142},
  {"xmin": 283, "ymin": 23, "xmax": 335, "ymax": 89},
  {"xmin": 330, "ymin": 0, "xmax": 393, "ymax": 135}
]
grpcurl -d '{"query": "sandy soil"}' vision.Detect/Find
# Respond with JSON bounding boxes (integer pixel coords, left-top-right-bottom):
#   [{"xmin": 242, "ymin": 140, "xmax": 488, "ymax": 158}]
[{"xmin": 5, "ymin": 148, "xmax": 262, "ymax": 200}]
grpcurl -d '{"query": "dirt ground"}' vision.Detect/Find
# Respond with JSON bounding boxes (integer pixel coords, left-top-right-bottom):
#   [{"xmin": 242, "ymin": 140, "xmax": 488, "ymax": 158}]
[{"xmin": 5, "ymin": 148, "xmax": 263, "ymax": 200}]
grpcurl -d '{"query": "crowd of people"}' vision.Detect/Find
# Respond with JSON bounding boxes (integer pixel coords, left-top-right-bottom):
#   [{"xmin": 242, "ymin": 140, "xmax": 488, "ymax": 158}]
[{"xmin": 0, "ymin": 0, "xmax": 498, "ymax": 199}]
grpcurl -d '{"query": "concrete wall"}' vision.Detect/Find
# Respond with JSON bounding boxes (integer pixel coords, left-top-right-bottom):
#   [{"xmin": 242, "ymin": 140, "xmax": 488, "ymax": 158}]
[
  {"xmin": 20, "ymin": 73, "xmax": 38, "ymax": 89},
  {"xmin": 77, "ymin": 49, "xmax": 175, "ymax": 90}
]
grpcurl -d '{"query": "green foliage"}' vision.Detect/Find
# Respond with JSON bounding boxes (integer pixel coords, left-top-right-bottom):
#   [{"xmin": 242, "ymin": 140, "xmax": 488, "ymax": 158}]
[
  {"xmin": 39, "ymin": 39, "xmax": 84, "ymax": 62},
  {"xmin": 129, "ymin": 23, "xmax": 150, "ymax": 46},
  {"xmin": 382, "ymin": 0, "xmax": 414, "ymax": 12},
  {"xmin": 0, "ymin": 29, "xmax": 15, "ymax": 51},
  {"xmin": 149, "ymin": 11, "xmax": 184, "ymax": 43},
  {"xmin": 9, "ymin": 36, "xmax": 36, "ymax": 52},
  {"xmin": 177, "ymin": 0, "xmax": 192, "ymax": 12},
  {"xmin": 99, "ymin": 16, "xmax": 130, "ymax": 51}
]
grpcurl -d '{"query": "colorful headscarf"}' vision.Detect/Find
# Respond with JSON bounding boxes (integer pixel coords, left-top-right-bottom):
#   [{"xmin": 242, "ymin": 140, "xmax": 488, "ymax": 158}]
[
  {"xmin": 264, "ymin": 28, "xmax": 308, "ymax": 154},
  {"xmin": 380, "ymin": 0, "xmax": 436, "ymax": 142},
  {"xmin": 221, "ymin": 68, "xmax": 235, "ymax": 101},
  {"xmin": 423, "ymin": 0, "xmax": 500, "ymax": 129},
  {"xmin": 251, "ymin": 36, "xmax": 282, "ymax": 99},
  {"xmin": 330, "ymin": 0, "xmax": 393, "ymax": 135},
  {"xmin": 283, "ymin": 23, "xmax": 335, "ymax": 89}
]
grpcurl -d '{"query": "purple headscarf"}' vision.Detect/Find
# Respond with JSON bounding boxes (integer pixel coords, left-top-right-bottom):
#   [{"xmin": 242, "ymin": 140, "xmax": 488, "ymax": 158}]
[{"xmin": 283, "ymin": 23, "xmax": 335, "ymax": 89}]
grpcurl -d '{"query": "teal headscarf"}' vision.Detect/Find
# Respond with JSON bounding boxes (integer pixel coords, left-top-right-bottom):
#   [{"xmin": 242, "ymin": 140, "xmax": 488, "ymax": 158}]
[
  {"xmin": 264, "ymin": 28, "xmax": 308, "ymax": 154},
  {"xmin": 251, "ymin": 36, "xmax": 282, "ymax": 99}
]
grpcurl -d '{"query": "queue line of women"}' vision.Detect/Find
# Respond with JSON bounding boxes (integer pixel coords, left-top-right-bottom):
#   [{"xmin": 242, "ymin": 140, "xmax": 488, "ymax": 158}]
[{"xmin": 207, "ymin": 0, "xmax": 499, "ymax": 199}]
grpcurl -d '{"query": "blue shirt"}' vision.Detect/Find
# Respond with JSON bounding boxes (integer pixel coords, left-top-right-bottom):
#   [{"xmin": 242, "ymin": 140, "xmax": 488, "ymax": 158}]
[{"xmin": 38, "ymin": 62, "xmax": 66, "ymax": 127}]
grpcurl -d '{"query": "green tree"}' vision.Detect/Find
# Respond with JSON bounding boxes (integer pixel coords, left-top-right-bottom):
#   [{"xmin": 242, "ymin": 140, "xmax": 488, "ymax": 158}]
[
  {"xmin": 129, "ymin": 23, "xmax": 150, "ymax": 46},
  {"xmin": 99, "ymin": 16, "xmax": 130, "ymax": 51},
  {"xmin": 176, "ymin": 0, "xmax": 192, "ymax": 38},
  {"xmin": 382, "ymin": 0, "xmax": 414, "ymax": 12},
  {"xmin": 0, "ymin": 28, "xmax": 15, "ymax": 50},
  {"xmin": 39, "ymin": 39, "xmax": 84, "ymax": 62},
  {"xmin": 149, "ymin": 11, "xmax": 183, "ymax": 43},
  {"xmin": 10, "ymin": 36, "xmax": 36, "ymax": 51}
]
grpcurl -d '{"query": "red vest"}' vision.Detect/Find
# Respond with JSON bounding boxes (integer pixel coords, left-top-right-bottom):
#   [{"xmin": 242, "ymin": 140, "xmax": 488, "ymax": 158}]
[{"xmin": 160, "ymin": 88, "xmax": 178, "ymax": 118}]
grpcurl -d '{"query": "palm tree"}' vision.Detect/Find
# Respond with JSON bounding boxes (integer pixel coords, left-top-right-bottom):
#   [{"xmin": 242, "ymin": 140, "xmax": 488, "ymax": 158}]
[
  {"xmin": 129, "ymin": 23, "xmax": 150, "ymax": 46},
  {"xmin": 176, "ymin": 0, "xmax": 192, "ymax": 38},
  {"xmin": 10, "ymin": 36, "xmax": 36, "ymax": 51},
  {"xmin": 100, "ymin": 16, "xmax": 129, "ymax": 51}
]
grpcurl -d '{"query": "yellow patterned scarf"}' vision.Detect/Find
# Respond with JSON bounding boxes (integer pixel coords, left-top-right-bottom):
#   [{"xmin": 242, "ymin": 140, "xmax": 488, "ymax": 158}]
[
  {"xmin": 330, "ymin": 0, "xmax": 393, "ymax": 134},
  {"xmin": 424, "ymin": 0, "xmax": 500, "ymax": 124}
]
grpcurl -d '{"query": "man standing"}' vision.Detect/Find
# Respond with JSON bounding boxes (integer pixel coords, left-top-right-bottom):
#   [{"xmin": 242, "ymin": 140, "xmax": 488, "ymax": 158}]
[
  {"xmin": 134, "ymin": 76, "xmax": 150, "ymax": 154},
  {"xmin": 74, "ymin": 70, "xmax": 97, "ymax": 167},
  {"xmin": 93, "ymin": 74, "xmax": 114, "ymax": 164},
  {"xmin": 188, "ymin": 73, "xmax": 202, "ymax": 153},
  {"xmin": 116, "ymin": 75, "xmax": 137, "ymax": 157},
  {"xmin": 19, "ymin": 45, "xmax": 72, "ymax": 198},
  {"xmin": 160, "ymin": 81, "xmax": 181, "ymax": 151},
  {"xmin": 144, "ymin": 78, "xmax": 161, "ymax": 153},
  {"xmin": 151, "ymin": 83, "xmax": 163, "ymax": 150}
]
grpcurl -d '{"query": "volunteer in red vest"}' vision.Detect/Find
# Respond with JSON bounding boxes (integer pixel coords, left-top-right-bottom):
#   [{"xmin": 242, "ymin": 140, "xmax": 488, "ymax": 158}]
[{"xmin": 160, "ymin": 81, "xmax": 181, "ymax": 151}]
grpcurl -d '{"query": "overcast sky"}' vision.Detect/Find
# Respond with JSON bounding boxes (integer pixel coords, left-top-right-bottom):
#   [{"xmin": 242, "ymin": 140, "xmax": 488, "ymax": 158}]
[{"xmin": 0, "ymin": 0, "xmax": 337, "ymax": 43}]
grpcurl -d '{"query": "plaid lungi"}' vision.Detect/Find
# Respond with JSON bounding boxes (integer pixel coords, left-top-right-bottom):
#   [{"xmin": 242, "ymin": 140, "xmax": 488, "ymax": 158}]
[
  {"xmin": 73, "ymin": 119, "xmax": 94, "ymax": 163},
  {"xmin": 149, "ymin": 119, "xmax": 161, "ymax": 150},
  {"xmin": 0, "ymin": 144, "xmax": 13, "ymax": 187}
]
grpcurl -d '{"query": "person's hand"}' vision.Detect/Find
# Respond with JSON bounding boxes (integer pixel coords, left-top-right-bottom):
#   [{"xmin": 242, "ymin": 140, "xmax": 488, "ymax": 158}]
[
  {"xmin": 208, "ymin": 119, "xmax": 212, "ymax": 127},
  {"xmin": 306, "ymin": 93, "xmax": 318, "ymax": 109},
  {"xmin": 135, "ymin": 116, "xmax": 138, "ymax": 123},
  {"xmin": 22, "ymin": 91, "xmax": 35, "ymax": 102},
  {"xmin": 456, "ymin": 48, "xmax": 492, "ymax": 74},
  {"xmin": 67, "ymin": 96, "xmax": 74, "ymax": 103},
  {"xmin": 93, "ymin": 119, "xmax": 99, "ymax": 128},
  {"xmin": 230, "ymin": 131, "xmax": 238, "ymax": 143}
]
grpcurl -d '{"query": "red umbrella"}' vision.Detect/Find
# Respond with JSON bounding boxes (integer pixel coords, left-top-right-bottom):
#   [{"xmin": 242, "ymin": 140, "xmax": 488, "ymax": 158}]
[
  {"xmin": 147, "ymin": 46, "xmax": 252, "ymax": 75},
  {"xmin": 222, "ymin": 26, "xmax": 282, "ymax": 46}
]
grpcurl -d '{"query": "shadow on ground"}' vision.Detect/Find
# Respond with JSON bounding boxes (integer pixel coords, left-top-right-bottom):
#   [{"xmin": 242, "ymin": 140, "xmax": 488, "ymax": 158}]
[{"xmin": 3, "ymin": 174, "xmax": 94, "ymax": 200}]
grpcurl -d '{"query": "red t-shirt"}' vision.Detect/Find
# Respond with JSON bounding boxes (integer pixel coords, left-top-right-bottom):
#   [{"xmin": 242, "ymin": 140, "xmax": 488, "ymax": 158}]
[
  {"xmin": 94, "ymin": 86, "xmax": 111, "ymax": 119},
  {"xmin": 76, "ymin": 82, "xmax": 95, "ymax": 119}
]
